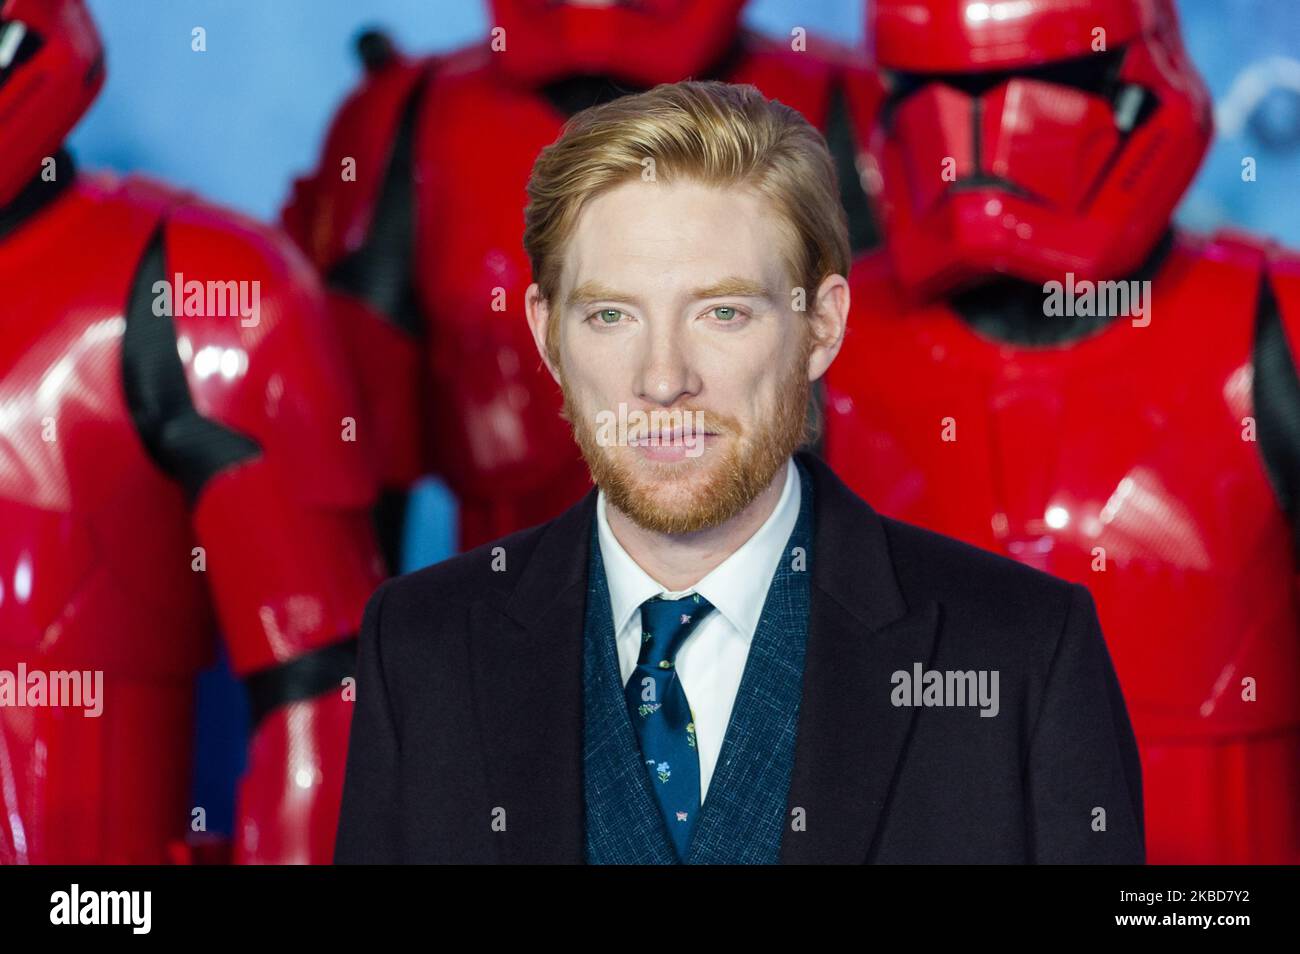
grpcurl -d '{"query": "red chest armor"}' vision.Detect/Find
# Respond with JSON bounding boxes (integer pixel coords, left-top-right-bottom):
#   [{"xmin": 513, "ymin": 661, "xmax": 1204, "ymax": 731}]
[
  {"xmin": 1, "ymin": 172, "xmax": 383, "ymax": 863},
  {"xmin": 0, "ymin": 0, "xmax": 383, "ymax": 865},
  {"xmin": 0, "ymin": 176, "xmax": 209, "ymax": 862},
  {"xmin": 826, "ymin": 232, "xmax": 1300, "ymax": 863}
]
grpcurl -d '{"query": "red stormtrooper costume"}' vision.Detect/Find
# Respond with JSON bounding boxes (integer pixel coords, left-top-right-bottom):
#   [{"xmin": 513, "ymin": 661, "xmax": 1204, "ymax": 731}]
[
  {"xmin": 826, "ymin": 0, "xmax": 1300, "ymax": 863},
  {"xmin": 0, "ymin": 0, "xmax": 385, "ymax": 863},
  {"xmin": 283, "ymin": 0, "xmax": 878, "ymax": 563}
]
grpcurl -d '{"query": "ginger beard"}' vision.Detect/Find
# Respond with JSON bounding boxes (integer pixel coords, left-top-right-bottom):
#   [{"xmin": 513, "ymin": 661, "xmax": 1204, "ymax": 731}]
[{"xmin": 557, "ymin": 326, "xmax": 814, "ymax": 535}]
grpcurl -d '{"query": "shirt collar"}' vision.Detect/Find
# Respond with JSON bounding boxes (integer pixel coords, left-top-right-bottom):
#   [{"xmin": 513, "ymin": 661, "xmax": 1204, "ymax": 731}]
[{"xmin": 596, "ymin": 456, "xmax": 801, "ymax": 641}]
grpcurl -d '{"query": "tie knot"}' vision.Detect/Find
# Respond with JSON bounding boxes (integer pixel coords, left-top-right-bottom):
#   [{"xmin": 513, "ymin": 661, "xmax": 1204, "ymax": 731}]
[{"xmin": 638, "ymin": 593, "xmax": 715, "ymax": 669}]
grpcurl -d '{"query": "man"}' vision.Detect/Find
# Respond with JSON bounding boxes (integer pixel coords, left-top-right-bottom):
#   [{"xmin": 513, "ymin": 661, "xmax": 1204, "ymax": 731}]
[{"xmin": 335, "ymin": 81, "xmax": 1144, "ymax": 864}]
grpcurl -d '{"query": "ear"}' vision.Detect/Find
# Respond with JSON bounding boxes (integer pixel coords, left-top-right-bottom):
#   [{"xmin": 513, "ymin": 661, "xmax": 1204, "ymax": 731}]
[
  {"xmin": 525, "ymin": 282, "xmax": 562, "ymax": 385},
  {"xmin": 806, "ymin": 273, "xmax": 850, "ymax": 382}
]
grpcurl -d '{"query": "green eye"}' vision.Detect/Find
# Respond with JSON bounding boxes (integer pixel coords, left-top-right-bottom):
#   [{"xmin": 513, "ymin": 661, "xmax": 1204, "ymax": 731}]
[
  {"xmin": 593, "ymin": 308, "xmax": 623, "ymax": 324},
  {"xmin": 713, "ymin": 306, "xmax": 738, "ymax": 321}
]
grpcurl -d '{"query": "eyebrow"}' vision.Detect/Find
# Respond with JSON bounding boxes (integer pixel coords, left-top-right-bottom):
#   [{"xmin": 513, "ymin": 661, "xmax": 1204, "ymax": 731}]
[{"xmin": 564, "ymin": 277, "xmax": 774, "ymax": 309}]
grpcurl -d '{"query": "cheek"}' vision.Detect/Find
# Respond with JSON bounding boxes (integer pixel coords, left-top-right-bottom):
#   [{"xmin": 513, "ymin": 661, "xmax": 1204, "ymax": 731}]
[
  {"xmin": 705, "ymin": 358, "xmax": 785, "ymax": 425},
  {"xmin": 561, "ymin": 335, "xmax": 630, "ymax": 403}
]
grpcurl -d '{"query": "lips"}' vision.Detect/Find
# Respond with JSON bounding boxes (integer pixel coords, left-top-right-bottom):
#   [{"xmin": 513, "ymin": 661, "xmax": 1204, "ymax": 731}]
[{"xmin": 628, "ymin": 429, "xmax": 717, "ymax": 445}]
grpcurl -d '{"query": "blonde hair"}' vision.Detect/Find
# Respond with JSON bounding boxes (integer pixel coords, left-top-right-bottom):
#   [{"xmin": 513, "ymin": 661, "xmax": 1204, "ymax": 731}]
[{"xmin": 523, "ymin": 80, "xmax": 850, "ymax": 362}]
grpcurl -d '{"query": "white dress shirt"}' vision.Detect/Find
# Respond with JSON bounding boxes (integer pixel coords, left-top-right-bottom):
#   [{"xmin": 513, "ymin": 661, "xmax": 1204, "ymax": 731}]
[{"xmin": 595, "ymin": 456, "xmax": 801, "ymax": 803}]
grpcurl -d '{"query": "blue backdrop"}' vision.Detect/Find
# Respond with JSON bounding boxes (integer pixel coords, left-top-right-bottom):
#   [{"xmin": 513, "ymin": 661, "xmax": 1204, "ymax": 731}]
[{"xmin": 66, "ymin": 0, "xmax": 1300, "ymax": 838}]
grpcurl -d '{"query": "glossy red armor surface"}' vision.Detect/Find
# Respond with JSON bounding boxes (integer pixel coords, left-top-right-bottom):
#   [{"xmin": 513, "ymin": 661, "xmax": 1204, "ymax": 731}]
[
  {"xmin": 0, "ymin": 0, "xmax": 102, "ymax": 206},
  {"xmin": 0, "ymin": 172, "xmax": 384, "ymax": 863},
  {"xmin": 284, "ymin": 26, "xmax": 870, "ymax": 550},
  {"xmin": 826, "ymin": 233, "xmax": 1300, "ymax": 863},
  {"xmin": 489, "ymin": 0, "xmax": 747, "ymax": 87},
  {"xmin": 874, "ymin": 0, "xmax": 1151, "ymax": 71},
  {"xmin": 866, "ymin": 0, "xmax": 1212, "ymax": 298}
]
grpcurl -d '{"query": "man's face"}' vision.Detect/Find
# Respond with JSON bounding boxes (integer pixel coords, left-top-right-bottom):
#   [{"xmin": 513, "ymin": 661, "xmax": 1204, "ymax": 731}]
[{"xmin": 527, "ymin": 177, "xmax": 840, "ymax": 535}]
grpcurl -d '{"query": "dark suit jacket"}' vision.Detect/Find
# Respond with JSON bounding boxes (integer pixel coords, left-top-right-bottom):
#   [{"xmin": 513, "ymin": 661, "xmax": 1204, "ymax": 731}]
[{"xmin": 335, "ymin": 450, "xmax": 1145, "ymax": 863}]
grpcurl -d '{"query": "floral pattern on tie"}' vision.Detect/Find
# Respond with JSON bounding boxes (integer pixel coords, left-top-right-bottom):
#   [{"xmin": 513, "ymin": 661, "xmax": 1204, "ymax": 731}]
[{"xmin": 624, "ymin": 592, "xmax": 717, "ymax": 861}]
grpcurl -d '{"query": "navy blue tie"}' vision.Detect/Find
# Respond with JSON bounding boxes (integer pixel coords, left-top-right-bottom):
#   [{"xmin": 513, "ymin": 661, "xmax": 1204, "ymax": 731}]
[{"xmin": 624, "ymin": 592, "xmax": 715, "ymax": 861}]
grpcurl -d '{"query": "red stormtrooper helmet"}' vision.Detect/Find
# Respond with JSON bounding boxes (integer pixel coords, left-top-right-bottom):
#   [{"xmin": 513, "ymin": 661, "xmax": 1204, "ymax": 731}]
[
  {"xmin": 490, "ymin": 0, "xmax": 747, "ymax": 88},
  {"xmin": 0, "ymin": 0, "xmax": 103, "ymax": 207},
  {"xmin": 867, "ymin": 0, "xmax": 1212, "ymax": 299}
]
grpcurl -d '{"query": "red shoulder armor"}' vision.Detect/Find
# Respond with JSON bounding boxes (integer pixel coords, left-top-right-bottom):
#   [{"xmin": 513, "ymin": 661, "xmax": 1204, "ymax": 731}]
[
  {"xmin": 162, "ymin": 195, "xmax": 373, "ymax": 508},
  {"xmin": 282, "ymin": 51, "xmax": 437, "ymax": 272},
  {"xmin": 1206, "ymin": 227, "xmax": 1300, "ymax": 442},
  {"xmin": 146, "ymin": 189, "xmax": 383, "ymax": 669},
  {"xmin": 1263, "ymin": 240, "xmax": 1300, "ymax": 358}
]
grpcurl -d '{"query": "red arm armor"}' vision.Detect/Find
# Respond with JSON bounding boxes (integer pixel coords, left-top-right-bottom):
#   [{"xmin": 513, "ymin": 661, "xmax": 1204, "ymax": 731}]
[
  {"xmin": 142, "ymin": 193, "xmax": 386, "ymax": 863},
  {"xmin": 281, "ymin": 43, "xmax": 434, "ymax": 496}
]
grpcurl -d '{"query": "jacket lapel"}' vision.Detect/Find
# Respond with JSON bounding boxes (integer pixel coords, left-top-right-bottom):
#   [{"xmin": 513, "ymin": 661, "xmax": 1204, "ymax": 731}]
[
  {"xmin": 780, "ymin": 452, "xmax": 942, "ymax": 864},
  {"xmin": 467, "ymin": 489, "xmax": 595, "ymax": 863},
  {"xmin": 686, "ymin": 462, "xmax": 814, "ymax": 863}
]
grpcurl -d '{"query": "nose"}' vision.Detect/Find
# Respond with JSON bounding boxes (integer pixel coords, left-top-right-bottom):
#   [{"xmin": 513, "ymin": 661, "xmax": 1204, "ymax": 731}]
[{"xmin": 632, "ymin": 319, "xmax": 700, "ymax": 408}]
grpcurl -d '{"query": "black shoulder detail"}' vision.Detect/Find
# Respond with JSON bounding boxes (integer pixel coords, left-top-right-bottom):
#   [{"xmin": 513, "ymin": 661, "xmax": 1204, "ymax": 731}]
[
  {"xmin": 324, "ymin": 72, "xmax": 431, "ymax": 338},
  {"xmin": 825, "ymin": 82, "xmax": 880, "ymax": 255},
  {"xmin": 244, "ymin": 637, "xmax": 359, "ymax": 729},
  {"xmin": 1252, "ymin": 273, "xmax": 1300, "ymax": 555},
  {"xmin": 121, "ymin": 225, "xmax": 261, "ymax": 504}
]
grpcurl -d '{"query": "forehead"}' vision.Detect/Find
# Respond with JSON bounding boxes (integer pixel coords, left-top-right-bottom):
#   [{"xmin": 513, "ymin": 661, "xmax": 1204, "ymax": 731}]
[{"xmin": 560, "ymin": 178, "xmax": 792, "ymax": 298}]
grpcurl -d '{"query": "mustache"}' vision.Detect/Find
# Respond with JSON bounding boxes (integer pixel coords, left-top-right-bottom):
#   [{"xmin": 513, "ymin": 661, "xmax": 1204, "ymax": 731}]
[
  {"xmin": 595, "ymin": 406, "xmax": 741, "ymax": 443},
  {"xmin": 628, "ymin": 417, "xmax": 728, "ymax": 441}
]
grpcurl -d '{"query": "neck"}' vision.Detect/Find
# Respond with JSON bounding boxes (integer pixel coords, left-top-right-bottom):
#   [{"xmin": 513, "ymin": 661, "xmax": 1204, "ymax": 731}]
[
  {"xmin": 947, "ymin": 228, "xmax": 1176, "ymax": 346},
  {"xmin": 605, "ymin": 458, "xmax": 790, "ymax": 592},
  {"xmin": 538, "ymin": 33, "xmax": 746, "ymax": 118},
  {"xmin": 0, "ymin": 149, "xmax": 76, "ymax": 242}
]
